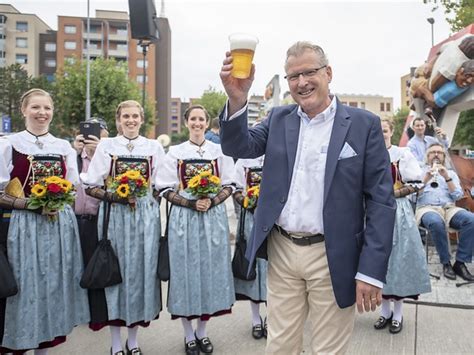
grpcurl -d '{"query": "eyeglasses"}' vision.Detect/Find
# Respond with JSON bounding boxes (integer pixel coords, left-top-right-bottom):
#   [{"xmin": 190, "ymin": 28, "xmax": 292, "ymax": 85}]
[
  {"xmin": 428, "ymin": 150, "xmax": 445, "ymax": 155},
  {"xmin": 284, "ymin": 65, "xmax": 327, "ymax": 82}
]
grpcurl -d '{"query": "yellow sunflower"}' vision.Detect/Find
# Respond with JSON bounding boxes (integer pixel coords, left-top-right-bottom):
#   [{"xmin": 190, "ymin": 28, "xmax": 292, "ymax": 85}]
[
  {"xmin": 59, "ymin": 179, "xmax": 73, "ymax": 192},
  {"xmin": 44, "ymin": 176, "xmax": 63, "ymax": 184},
  {"xmin": 31, "ymin": 183, "xmax": 47, "ymax": 197},
  {"xmin": 116, "ymin": 184, "xmax": 130, "ymax": 198},
  {"xmin": 200, "ymin": 170, "xmax": 212, "ymax": 178},
  {"xmin": 188, "ymin": 177, "xmax": 199, "ymax": 189},
  {"xmin": 210, "ymin": 175, "xmax": 221, "ymax": 185},
  {"xmin": 124, "ymin": 170, "xmax": 141, "ymax": 179}
]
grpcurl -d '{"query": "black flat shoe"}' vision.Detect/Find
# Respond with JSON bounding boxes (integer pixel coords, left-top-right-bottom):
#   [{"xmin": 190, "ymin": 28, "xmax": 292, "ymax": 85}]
[
  {"xmin": 263, "ymin": 317, "xmax": 267, "ymax": 339},
  {"xmin": 195, "ymin": 333, "xmax": 214, "ymax": 353},
  {"xmin": 252, "ymin": 322, "xmax": 264, "ymax": 339},
  {"xmin": 111, "ymin": 348, "xmax": 125, "ymax": 355},
  {"xmin": 453, "ymin": 262, "xmax": 474, "ymax": 281},
  {"xmin": 389, "ymin": 318, "xmax": 403, "ymax": 334},
  {"xmin": 184, "ymin": 339, "xmax": 200, "ymax": 355},
  {"xmin": 125, "ymin": 340, "xmax": 143, "ymax": 355},
  {"xmin": 373, "ymin": 312, "xmax": 392, "ymax": 330},
  {"xmin": 443, "ymin": 263, "xmax": 456, "ymax": 280}
]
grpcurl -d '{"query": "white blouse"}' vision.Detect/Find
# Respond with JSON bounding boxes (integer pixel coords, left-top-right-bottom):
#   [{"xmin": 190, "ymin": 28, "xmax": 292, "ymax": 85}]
[
  {"xmin": 0, "ymin": 130, "xmax": 79, "ymax": 188},
  {"xmin": 80, "ymin": 135, "xmax": 165, "ymax": 188},
  {"xmin": 388, "ymin": 145, "xmax": 422, "ymax": 182},
  {"xmin": 156, "ymin": 140, "xmax": 236, "ymax": 191},
  {"xmin": 234, "ymin": 156, "xmax": 264, "ymax": 190}
]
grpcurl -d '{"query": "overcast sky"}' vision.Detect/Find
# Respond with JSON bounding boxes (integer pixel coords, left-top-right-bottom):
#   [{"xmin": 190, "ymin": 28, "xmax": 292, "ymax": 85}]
[{"xmin": 12, "ymin": 0, "xmax": 455, "ymax": 110}]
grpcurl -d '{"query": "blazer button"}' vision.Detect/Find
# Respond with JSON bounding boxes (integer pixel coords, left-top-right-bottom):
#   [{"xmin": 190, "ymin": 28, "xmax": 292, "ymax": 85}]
[
  {"xmin": 280, "ymin": 197, "xmax": 286, "ymax": 203},
  {"xmin": 263, "ymin": 226, "xmax": 269, "ymax": 232}
]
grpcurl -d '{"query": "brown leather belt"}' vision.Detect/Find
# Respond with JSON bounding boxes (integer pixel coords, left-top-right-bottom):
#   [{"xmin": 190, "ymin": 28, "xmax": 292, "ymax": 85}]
[{"xmin": 274, "ymin": 225, "xmax": 325, "ymax": 246}]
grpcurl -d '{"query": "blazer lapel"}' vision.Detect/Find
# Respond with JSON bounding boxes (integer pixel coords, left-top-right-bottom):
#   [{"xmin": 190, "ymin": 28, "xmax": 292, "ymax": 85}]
[
  {"xmin": 285, "ymin": 107, "xmax": 300, "ymax": 188},
  {"xmin": 324, "ymin": 102, "xmax": 351, "ymax": 204}
]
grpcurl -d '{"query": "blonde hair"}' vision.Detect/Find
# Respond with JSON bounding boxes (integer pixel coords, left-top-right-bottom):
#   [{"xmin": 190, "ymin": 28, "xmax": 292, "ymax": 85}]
[
  {"xmin": 115, "ymin": 100, "xmax": 144, "ymax": 121},
  {"xmin": 380, "ymin": 117, "xmax": 394, "ymax": 132},
  {"xmin": 20, "ymin": 88, "xmax": 53, "ymax": 111}
]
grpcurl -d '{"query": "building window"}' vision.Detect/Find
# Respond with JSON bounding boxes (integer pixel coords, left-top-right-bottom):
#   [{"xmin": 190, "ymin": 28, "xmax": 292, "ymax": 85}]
[
  {"xmin": 116, "ymin": 44, "xmax": 128, "ymax": 52},
  {"xmin": 64, "ymin": 25, "xmax": 76, "ymax": 34},
  {"xmin": 65, "ymin": 41, "xmax": 77, "ymax": 50},
  {"xmin": 0, "ymin": 51, "xmax": 5, "ymax": 58},
  {"xmin": 136, "ymin": 75, "xmax": 148, "ymax": 83},
  {"xmin": 386, "ymin": 103, "xmax": 391, "ymax": 111},
  {"xmin": 16, "ymin": 22, "xmax": 28, "ymax": 32},
  {"xmin": 172, "ymin": 115, "xmax": 178, "ymax": 120},
  {"xmin": 349, "ymin": 102, "xmax": 357, "ymax": 107},
  {"xmin": 45, "ymin": 42, "xmax": 56, "ymax": 52},
  {"xmin": 0, "ymin": 15, "xmax": 6, "ymax": 24},
  {"xmin": 16, "ymin": 37, "xmax": 27, "ymax": 48},
  {"xmin": 116, "ymin": 28, "xmax": 128, "ymax": 36},
  {"xmin": 360, "ymin": 102, "xmax": 366, "ymax": 109},
  {"xmin": 15, "ymin": 54, "xmax": 27, "ymax": 64},
  {"xmin": 380, "ymin": 103, "xmax": 385, "ymax": 112},
  {"xmin": 171, "ymin": 123, "xmax": 178, "ymax": 128},
  {"xmin": 0, "ymin": 34, "xmax": 6, "ymax": 39},
  {"xmin": 45, "ymin": 59, "xmax": 56, "ymax": 67},
  {"xmin": 172, "ymin": 101, "xmax": 178, "ymax": 106}
]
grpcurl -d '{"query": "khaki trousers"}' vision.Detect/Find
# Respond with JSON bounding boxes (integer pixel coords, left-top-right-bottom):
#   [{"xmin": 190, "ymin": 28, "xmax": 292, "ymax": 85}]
[{"xmin": 266, "ymin": 229, "xmax": 355, "ymax": 355}]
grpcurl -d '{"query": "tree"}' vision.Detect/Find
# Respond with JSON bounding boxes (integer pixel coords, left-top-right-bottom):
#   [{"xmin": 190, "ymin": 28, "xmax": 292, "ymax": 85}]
[
  {"xmin": 54, "ymin": 57, "xmax": 154, "ymax": 138},
  {"xmin": 452, "ymin": 109, "xmax": 474, "ymax": 148},
  {"xmin": 391, "ymin": 107, "xmax": 410, "ymax": 146},
  {"xmin": 0, "ymin": 64, "xmax": 53, "ymax": 132},
  {"xmin": 193, "ymin": 86, "xmax": 228, "ymax": 118},
  {"xmin": 424, "ymin": 0, "xmax": 474, "ymax": 32}
]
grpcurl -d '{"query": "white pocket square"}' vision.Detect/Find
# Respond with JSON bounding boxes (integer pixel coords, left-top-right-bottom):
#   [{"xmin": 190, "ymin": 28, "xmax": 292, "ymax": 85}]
[{"xmin": 338, "ymin": 142, "xmax": 357, "ymax": 160}]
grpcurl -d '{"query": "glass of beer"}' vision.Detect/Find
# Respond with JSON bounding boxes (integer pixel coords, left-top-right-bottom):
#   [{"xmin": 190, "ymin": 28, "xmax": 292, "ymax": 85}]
[{"xmin": 229, "ymin": 33, "xmax": 259, "ymax": 79}]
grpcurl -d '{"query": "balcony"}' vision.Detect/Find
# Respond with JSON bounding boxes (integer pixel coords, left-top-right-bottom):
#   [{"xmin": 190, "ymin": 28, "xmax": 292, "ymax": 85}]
[
  {"xmin": 83, "ymin": 32, "xmax": 103, "ymax": 41},
  {"xmin": 108, "ymin": 33, "xmax": 128, "ymax": 41},
  {"xmin": 108, "ymin": 49, "xmax": 128, "ymax": 58},
  {"xmin": 83, "ymin": 48, "xmax": 103, "ymax": 56}
]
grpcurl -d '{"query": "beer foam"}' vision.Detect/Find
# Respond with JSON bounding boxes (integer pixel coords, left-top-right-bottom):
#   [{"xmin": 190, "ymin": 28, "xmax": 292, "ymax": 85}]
[{"xmin": 229, "ymin": 33, "xmax": 259, "ymax": 51}]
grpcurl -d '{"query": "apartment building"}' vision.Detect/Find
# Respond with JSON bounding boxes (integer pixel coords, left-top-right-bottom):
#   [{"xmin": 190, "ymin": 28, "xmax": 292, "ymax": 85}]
[
  {"xmin": 337, "ymin": 93, "xmax": 394, "ymax": 118},
  {"xmin": 56, "ymin": 10, "xmax": 156, "ymax": 100},
  {"xmin": 0, "ymin": 4, "xmax": 51, "ymax": 76}
]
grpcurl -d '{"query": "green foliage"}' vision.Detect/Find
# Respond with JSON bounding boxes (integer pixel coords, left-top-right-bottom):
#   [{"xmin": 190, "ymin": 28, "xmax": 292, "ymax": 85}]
[
  {"xmin": 171, "ymin": 127, "xmax": 189, "ymax": 144},
  {"xmin": 193, "ymin": 86, "xmax": 228, "ymax": 118},
  {"xmin": 452, "ymin": 109, "xmax": 474, "ymax": 148},
  {"xmin": 424, "ymin": 0, "xmax": 474, "ymax": 32},
  {"xmin": 0, "ymin": 64, "xmax": 52, "ymax": 132},
  {"xmin": 54, "ymin": 57, "xmax": 154, "ymax": 138},
  {"xmin": 391, "ymin": 107, "xmax": 410, "ymax": 145}
]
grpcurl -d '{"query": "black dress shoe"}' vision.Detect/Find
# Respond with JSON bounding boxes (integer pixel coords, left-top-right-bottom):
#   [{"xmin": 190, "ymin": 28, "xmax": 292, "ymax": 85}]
[
  {"xmin": 184, "ymin": 339, "xmax": 200, "ymax": 355},
  {"xmin": 263, "ymin": 317, "xmax": 267, "ymax": 339},
  {"xmin": 443, "ymin": 263, "xmax": 456, "ymax": 280},
  {"xmin": 252, "ymin": 322, "xmax": 264, "ymax": 339},
  {"xmin": 195, "ymin": 333, "xmax": 214, "ymax": 353},
  {"xmin": 389, "ymin": 318, "xmax": 403, "ymax": 334},
  {"xmin": 453, "ymin": 262, "xmax": 474, "ymax": 281},
  {"xmin": 125, "ymin": 340, "xmax": 143, "ymax": 355},
  {"xmin": 373, "ymin": 312, "xmax": 392, "ymax": 330}
]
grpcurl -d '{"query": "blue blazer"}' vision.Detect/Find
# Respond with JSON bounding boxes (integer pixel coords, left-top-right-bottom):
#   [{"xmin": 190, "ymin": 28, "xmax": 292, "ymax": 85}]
[{"xmin": 220, "ymin": 100, "xmax": 396, "ymax": 308}]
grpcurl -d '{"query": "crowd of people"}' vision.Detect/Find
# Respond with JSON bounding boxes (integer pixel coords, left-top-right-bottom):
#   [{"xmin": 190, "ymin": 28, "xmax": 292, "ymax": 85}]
[{"xmin": 0, "ymin": 39, "xmax": 473, "ymax": 355}]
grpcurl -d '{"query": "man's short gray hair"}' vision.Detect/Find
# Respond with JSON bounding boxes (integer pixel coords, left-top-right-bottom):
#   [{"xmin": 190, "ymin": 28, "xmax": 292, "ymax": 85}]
[{"xmin": 285, "ymin": 41, "xmax": 329, "ymax": 70}]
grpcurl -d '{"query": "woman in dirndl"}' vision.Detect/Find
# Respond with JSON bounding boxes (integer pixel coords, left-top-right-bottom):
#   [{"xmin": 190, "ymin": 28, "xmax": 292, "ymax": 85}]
[
  {"xmin": 233, "ymin": 157, "xmax": 268, "ymax": 340},
  {"xmin": 0, "ymin": 89, "xmax": 89, "ymax": 354},
  {"xmin": 373, "ymin": 118, "xmax": 431, "ymax": 334},
  {"xmin": 81, "ymin": 100, "xmax": 165, "ymax": 355},
  {"xmin": 156, "ymin": 105, "xmax": 235, "ymax": 355}
]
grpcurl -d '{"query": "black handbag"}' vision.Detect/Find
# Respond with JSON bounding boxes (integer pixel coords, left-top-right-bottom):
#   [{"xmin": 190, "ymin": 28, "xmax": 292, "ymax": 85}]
[
  {"xmin": 0, "ymin": 244, "xmax": 18, "ymax": 298},
  {"xmin": 157, "ymin": 201, "xmax": 171, "ymax": 281},
  {"xmin": 232, "ymin": 208, "xmax": 257, "ymax": 281},
  {"xmin": 80, "ymin": 202, "xmax": 122, "ymax": 289}
]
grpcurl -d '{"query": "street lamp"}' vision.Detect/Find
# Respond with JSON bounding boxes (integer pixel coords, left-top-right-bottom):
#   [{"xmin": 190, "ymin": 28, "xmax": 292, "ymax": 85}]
[
  {"xmin": 427, "ymin": 17, "xmax": 435, "ymax": 47},
  {"xmin": 85, "ymin": 0, "xmax": 91, "ymax": 121}
]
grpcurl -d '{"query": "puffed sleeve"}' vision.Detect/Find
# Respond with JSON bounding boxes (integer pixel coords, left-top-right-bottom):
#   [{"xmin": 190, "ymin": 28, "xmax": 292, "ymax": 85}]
[
  {"xmin": 80, "ymin": 139, "xmax": 112, "ymax": 187},
  {"xmin": 218, "ymin": 153, "xmax": 236, "ymax": 187},
  {"xmin": 154, "ymin": 146, "xmax": 179, "ymax": 191},
  {"xmin": 150, "ymin": 140, "xmax": 166, "ymax": 186},
  {"xmin": 0, "ymin": 137, "xmax": 13, "ymax": 189},
  {"xmin": 399, "ymin": 148, "xmax": 422, "ymax": 182},
  {"xmin": 63, "ymin": 142, "xmax": 80, "ymax": 186},
  {"xmin": 234, "ymin": 159, "xmax": 246, "ymax": 189}
]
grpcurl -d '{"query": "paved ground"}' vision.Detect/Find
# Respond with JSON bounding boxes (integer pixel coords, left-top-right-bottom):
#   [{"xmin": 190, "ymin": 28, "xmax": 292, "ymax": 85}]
[{"xmin": 47, "ymin": 200, "xmax": 474, "ymax": 354}]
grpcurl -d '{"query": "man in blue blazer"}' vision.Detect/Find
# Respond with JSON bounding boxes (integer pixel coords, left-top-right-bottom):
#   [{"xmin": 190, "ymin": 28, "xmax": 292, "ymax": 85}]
[{"xmin": 219, "ymin": 42, "xmax": 396, "ymax": 354}]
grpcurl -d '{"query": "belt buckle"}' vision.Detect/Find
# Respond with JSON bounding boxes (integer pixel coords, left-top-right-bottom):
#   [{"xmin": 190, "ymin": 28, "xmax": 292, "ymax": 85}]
[{"xmin": 300, "ymin": 235, "xmax": 312, "ymax": 245}]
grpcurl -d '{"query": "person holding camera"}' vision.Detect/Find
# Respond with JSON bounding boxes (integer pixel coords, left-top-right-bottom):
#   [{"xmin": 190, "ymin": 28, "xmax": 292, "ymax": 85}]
[
  {"xmin": 73, "ymin": 117, "xmax": 110, "ymax": 328},
  {"xmin": 416, "ymin": 143, "xmax": 474, "ymax": 281}
]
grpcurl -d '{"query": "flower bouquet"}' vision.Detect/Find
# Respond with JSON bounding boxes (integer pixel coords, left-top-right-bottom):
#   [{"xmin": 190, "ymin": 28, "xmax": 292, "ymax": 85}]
[
  {"xmin": 27, "ymin": 176, "xmax": 75, "ymax": 221},
  {"xmin": 108, "ymin": 170, "xmax": 148, "ymax": 209},
  {"xmin": 186, "ymin": 170, "xmax": 221, "ymax": 198},
  {"xmin": 243, "ymin": 185, "xmax": 260, "ymax": 210}
]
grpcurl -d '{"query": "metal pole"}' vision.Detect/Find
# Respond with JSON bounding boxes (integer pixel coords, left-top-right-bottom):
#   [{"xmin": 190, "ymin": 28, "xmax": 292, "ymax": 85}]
[
  {"xmin": 140, "ymin": 40, "xmax": 148, "ymax": 120},
  {"xmin": 431, "ymin": 23, "xmax": 434, "ymax": 47},
  {"xmin": 85, "ymin": 0, "xmax": 91, "ymax": 120}
]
